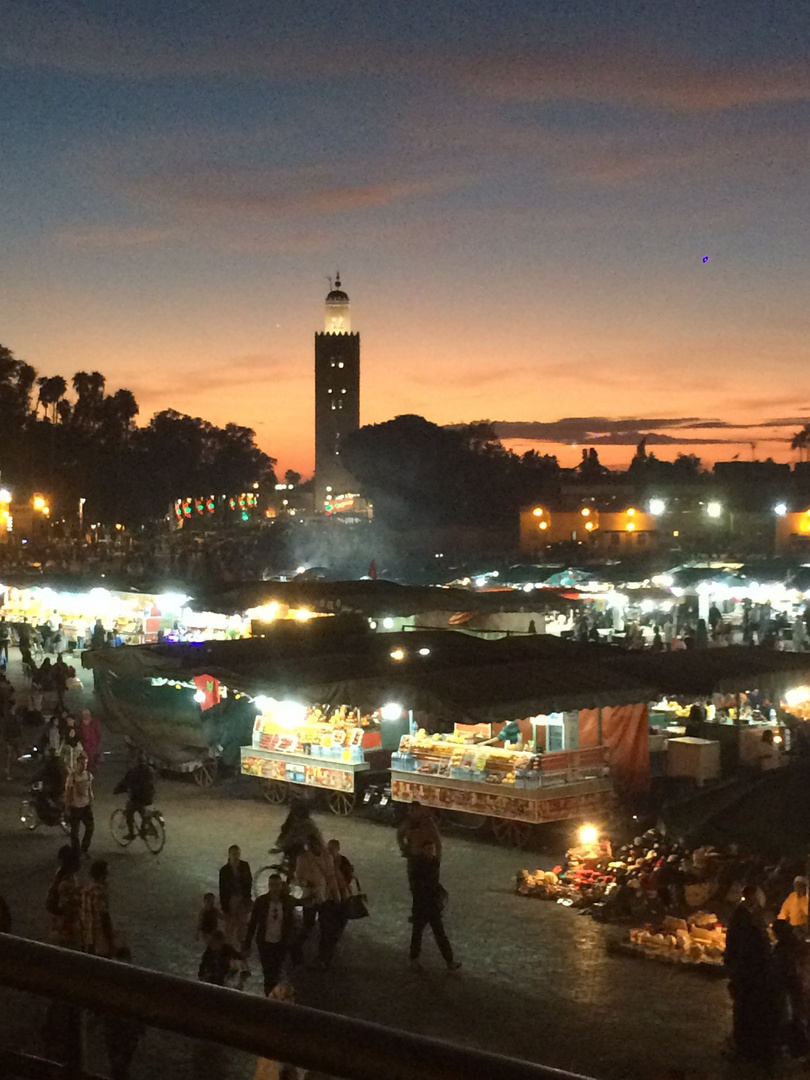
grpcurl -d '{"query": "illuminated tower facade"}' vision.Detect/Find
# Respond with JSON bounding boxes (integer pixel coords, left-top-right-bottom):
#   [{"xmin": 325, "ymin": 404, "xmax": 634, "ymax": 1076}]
[{"xmin": 314, "ymin": 274, "xmax": 360, "ymax": 509}]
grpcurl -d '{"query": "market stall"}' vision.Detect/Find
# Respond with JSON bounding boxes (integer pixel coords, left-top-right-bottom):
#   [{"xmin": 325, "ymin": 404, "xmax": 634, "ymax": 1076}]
[
  {"xmin": 0, "ymin": 583, "xmax": 248, "ymax": 647},
  {"xmin": 241, "ymin": 698, "xmax": 406, "ymax": 815},
  {"xmin": 390, "ymin": 723, "xmax": 613, "ymax": 847}
]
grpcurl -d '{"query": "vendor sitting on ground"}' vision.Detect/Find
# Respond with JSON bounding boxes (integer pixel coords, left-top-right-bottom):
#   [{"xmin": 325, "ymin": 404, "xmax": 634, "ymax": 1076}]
[{"xmin": 778, "ymin": 877, "xmax": 809, "ymax": 929}]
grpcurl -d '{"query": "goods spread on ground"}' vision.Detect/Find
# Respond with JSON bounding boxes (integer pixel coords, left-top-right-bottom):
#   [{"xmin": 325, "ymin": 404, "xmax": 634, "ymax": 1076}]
[
  {"xmin": 516, "ymin": 827, "xmax": 805, "ymax": 933},
  {"xmin": 617, "ymin": 912, "xmax": 727, "ymax": 969}
]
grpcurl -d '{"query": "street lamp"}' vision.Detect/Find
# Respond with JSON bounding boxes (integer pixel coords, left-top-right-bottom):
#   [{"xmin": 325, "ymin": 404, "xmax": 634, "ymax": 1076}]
[
  {"xmin": 648, "ymin": 498, "xmax": 666, "ymax": 516},
  {"xmin": 774, "ymin": 502, "xmax": 787, "ymax": 517},
  {"xmin": 706, "ymin": 501, "xmax": 723, "ymax": 519}
]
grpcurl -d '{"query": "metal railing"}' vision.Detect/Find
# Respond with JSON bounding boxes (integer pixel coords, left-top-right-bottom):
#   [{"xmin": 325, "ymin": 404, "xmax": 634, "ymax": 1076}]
[{"xmin": 0, "ymin": 933, "xmax": 596, "ymax": 1080}]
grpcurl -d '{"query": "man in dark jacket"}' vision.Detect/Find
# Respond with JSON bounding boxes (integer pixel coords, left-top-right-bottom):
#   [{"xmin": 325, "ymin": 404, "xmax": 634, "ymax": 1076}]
[
  {"xmin": 409, "ymin": 841, "xmax": 459, "ymax": 972},
  {"xmin": 219, "ymin": 845, "xmax": 253, "ymax": 985},
  {"xmin": 244, "ymin": 873, "xmax": 295, "ymax": 993},
  {"xmin": 113, "ymin": 756, "xmax": 155, "ymax": 840}
]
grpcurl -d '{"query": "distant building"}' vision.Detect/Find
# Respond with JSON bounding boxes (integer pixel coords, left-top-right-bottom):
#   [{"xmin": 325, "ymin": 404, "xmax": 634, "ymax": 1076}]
[
  {"xmin": 519, "ymin": 504, "xmax": 658, "ymax": 555},
  {"xmin": 314, "ymin": 274, "xmax": 360, "ymax": 510}
]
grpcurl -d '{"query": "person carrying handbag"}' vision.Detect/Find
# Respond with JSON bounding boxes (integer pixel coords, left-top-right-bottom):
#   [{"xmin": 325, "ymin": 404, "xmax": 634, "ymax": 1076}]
[{"xmin": 328, "ymin": 838, "xmax": 369, "ymax": 922}]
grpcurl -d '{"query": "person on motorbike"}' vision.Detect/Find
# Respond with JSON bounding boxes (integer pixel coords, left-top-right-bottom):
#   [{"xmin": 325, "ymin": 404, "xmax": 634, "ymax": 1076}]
[
  {"xmin": 34, "ymin": 749, "xmax": 66, "ymax": 825},
  {"xmin": 113, "ymin": 753, "xmax": 155, "ymax": 840}
]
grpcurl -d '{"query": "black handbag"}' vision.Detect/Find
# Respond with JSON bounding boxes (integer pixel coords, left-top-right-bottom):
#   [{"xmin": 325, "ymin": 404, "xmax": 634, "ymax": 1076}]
[{"xmin": 344, "ymin": 878, "xmax": 370, "ymax": 920}]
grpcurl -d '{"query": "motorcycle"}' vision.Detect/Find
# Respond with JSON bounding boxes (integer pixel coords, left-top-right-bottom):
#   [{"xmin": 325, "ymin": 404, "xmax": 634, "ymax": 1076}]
[{"xmin": 20, "ymin": 781, "xmax": 70, "ymax": 833}]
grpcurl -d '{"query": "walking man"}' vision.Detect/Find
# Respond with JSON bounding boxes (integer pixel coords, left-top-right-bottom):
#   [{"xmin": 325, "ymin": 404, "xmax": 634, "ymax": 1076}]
[
  {"xmin": 409, "ymin": 840, "xmax": 459, "ymax": 972},
  {"xmin": 65, "ymin": 752, "xmax": 94, "ymax": 855},
  {"xmin": 397, "ymin": 801, "xmax": 441, "ymax": 891},
  {"xmin": 113, "ymin": 753, "xmax": 155, "ymax": 840},
  {"xmin": 244, "ymin": 873, "xmax": 295, "ymax": 994},
  {"xmin": 219, "ymin": 845, "xmax": 252, "ymax": 986}
]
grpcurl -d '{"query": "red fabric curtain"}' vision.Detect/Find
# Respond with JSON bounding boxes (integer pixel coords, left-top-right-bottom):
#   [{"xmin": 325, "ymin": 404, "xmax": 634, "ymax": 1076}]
[{"xmin": 578, "ymin": 705, "xmax": 649, "ymax": 793}]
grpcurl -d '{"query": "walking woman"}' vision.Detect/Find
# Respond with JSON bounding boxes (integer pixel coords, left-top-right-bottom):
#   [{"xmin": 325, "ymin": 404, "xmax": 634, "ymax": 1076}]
[{"xmin": 294, "ymin": 836, "xmax": 349, "ymax": 969}]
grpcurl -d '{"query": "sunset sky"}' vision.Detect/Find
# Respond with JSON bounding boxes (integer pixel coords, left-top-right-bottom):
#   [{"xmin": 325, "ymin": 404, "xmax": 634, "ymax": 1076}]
[{"xmin": 2, "ymin": 0, "xmax": 810, "ymax": 475}]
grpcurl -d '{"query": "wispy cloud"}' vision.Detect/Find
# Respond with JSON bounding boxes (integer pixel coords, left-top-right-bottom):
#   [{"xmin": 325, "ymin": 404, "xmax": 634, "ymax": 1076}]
[
  {"xmin": 120, "ymin": 170, "xmax": 460, "ymax": 218},
  {"xmin": 5, "ymin": 3, "xmax": 810, "ymax": 118},
  {"xmin": 446, "ymin": 44, "xmax": 810, "ymax": 113},
  {"xmin": 54, "ymin": 223, "xmax": 182, "ymax": 250},
  {"xmin": 493, "ymin": 415, "xmax": 810, "ymax": 447},
  {"xmin": 129, "ymin": 354, "xmax": 306, "ymax": 404}
]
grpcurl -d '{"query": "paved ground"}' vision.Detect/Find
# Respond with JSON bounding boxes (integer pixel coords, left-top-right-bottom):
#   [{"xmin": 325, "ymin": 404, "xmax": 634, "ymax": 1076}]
[{"xmin": 0, "ymin": 656, "xmax": 735, "ymax": 1080}]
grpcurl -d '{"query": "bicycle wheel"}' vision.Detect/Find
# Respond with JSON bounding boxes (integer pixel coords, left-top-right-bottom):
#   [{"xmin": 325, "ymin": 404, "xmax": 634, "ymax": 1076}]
[
  {"xmin": 110, "ymin": 808, "xmax": 134, "ymax": 847},
  {"xmin": 253, "ymin": 863, "xmax": 282, "ymax": 898},
  {"xmin": 141, "ymin": 811, "xmax": 166, "ymax": 855}
]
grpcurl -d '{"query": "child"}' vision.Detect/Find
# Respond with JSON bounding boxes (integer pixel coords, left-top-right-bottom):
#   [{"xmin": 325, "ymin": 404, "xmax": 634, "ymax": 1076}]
[
  {"xmin": 197, "ymin": 892, "xmax": 220, "ymax": 945},
  {"xmin": 198, "ymin": 929, "xmax": 244, "ymax": 988}
]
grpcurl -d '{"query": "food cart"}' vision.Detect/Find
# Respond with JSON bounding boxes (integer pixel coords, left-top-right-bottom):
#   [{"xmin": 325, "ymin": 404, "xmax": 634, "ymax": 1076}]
[
  {"xmin": 390, "ymin": 722, "xmax": 614, "ymax": 847},
  {"xmin": 240, "ymin": 698, "xmax": 406, "ymax": 815}
]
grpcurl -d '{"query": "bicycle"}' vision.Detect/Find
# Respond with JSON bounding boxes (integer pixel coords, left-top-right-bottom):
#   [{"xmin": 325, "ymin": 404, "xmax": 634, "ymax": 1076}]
[
  {"xmin": 252, "ymin": 848, "xmax": 300, "ymax": 899},
  {"xmin": 109, "ymin": 806, "xmax": 166, "ymax": 855}
]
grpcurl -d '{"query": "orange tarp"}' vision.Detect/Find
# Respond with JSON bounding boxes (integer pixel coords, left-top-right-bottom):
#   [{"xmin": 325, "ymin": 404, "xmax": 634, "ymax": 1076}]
[{"xmin": 579, "ymin": 704, "xmax": 650, "ymax": 794}]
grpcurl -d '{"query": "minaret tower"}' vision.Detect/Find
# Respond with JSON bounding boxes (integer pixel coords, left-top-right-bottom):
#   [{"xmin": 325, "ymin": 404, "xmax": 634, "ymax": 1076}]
[{"xmin": 314, "ymin": 273, "xmax": 360, "ymax": 510}]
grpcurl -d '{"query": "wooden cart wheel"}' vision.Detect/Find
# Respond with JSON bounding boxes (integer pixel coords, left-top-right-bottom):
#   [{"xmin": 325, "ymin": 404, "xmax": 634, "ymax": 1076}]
[
  {"xmin": 444, "ymin": 810, "xmax": 488, "ymax": 831},
  {"xmin": 261, "ymin": 779, "xmax": 288, "ymax": 805},
  {"xmin": 193, "ymin": 760, "xmax": 218, "ymax": 788},
  {"xmin": 329, "ymin": 791, "xmax": 356, "ymax": 816},
  {"xmin": 492, "ymin": 818, "xmax": 532, "ymax": 848}
]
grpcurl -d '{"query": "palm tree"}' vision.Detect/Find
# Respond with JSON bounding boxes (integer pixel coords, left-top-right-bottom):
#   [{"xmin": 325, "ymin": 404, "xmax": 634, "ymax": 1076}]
[
  {"xmin": 71, "ymin": 371, "xmax": 106, "ymax": 433},
  {"xmin": 36, "ymin": 375, "xmax": 68, "ymax": 422},
  {"xmin": 791, "ymin": 425, "xmax": 810, "ymax": 462}
]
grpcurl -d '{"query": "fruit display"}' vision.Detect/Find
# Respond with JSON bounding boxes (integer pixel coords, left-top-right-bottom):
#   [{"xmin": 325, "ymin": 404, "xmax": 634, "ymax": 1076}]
[
  {"xmin": 396, "ymin": 731, "xmax": 537, "ymax": 785},
  {"xmin": 252, "ymin": 702, "xmax": 376, "ymax": 761},
  {"xmin": 516, "ymin": 869, "xmax": 579, "ymax": 904}
]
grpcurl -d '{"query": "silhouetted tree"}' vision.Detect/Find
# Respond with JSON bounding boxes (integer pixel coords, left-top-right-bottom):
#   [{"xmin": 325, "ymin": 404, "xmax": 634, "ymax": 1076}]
[
  {"xmin": 343, "ymin": 414, "xmax": 558, "ymax": 531},
  {"xmin": 791, "ymin": 425, "xmax": 810, "ymax": 462}
]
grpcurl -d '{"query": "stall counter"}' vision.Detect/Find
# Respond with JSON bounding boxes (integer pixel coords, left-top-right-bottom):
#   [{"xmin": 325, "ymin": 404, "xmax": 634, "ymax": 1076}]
[{"xmin": 241, "ymin": 746, "xmax": 369, "ymax": 793}]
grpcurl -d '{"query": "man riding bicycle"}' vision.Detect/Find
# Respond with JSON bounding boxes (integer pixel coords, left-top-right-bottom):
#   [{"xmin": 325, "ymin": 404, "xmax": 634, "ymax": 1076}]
[{"xmin": 113, "ymin": 753, "xmax": 155, "ymax": 840}]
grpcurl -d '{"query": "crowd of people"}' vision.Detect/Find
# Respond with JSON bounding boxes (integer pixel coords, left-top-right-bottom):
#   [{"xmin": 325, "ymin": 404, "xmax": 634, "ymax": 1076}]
[
  {"xmin": 574, "ymin": 597, "xmax": 810, "ymax": 653},
  {"xmin": 196, "ymin": 798, "xmax": 458, "ymax": 1010}
]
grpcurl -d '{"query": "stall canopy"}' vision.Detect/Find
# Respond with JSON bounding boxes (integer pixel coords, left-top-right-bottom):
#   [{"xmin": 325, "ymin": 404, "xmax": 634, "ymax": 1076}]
[
  {"xmin": 83, "ymin": 624, "xmax": 810, "ymax": 726},
  {"xmin": 197, "ymin": 580, "xmax": 581, "ymax": 620}
]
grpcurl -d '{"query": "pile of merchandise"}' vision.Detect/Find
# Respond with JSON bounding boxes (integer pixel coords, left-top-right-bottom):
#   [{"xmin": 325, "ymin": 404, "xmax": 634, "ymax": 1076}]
[
  {"xmin": 516, "ymin": 869, "xmax": 579, "ymax": 904},
  {"xmin": 515, "ymin": 828, "xmax": 793, "ymax": 924},
  {"xmin": 621, "ymin": 912, "xmax": 726, "ymax": 968},
  {"xmin": 516, "ymin": 833, "xmax": 616, "ymax": 907}
]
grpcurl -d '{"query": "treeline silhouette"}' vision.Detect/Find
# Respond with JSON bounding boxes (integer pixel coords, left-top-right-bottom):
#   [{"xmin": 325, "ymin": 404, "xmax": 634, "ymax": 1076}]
[{"xmin": 0, "ymin": 343, "xmax": 276, "ymax": 529}]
